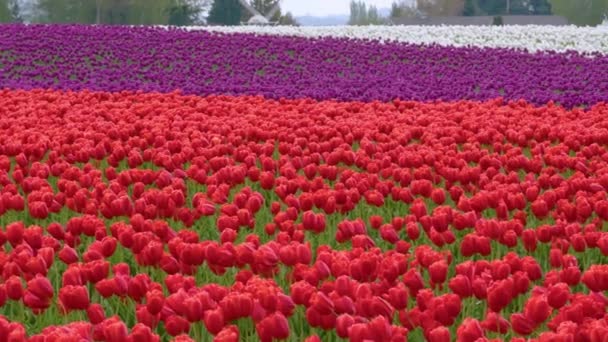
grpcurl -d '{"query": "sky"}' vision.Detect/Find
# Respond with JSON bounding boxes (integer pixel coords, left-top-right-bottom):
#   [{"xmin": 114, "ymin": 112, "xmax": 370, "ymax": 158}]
[{"xmin": 281, "ymin": 0, "xmax": 403, "ymax": 16}]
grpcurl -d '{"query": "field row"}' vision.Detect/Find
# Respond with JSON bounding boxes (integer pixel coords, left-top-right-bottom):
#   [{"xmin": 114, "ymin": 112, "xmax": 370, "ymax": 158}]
[
  {"xmin": 0, "ymin": 89, "xmax": 606, "ymax": 341},
  {"xmin": 0, "ymin": 25, "xmax": 607, "ymax": 107},
  {"xmin": 192, "ymin": 25, "xmax": 608, "ymax": 55}
]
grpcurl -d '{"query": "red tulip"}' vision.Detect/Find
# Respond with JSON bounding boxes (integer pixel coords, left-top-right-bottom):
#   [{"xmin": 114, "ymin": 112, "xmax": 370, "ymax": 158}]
[
  {"xmin": 58, "ymin": 245, "xmax": 79, "ymax": 264},
  {"xmin": 6, "ymin": 221, "xmax": 24, "ymax": 246},
  {"xmin": 6, "ymin": 276, "xmax": 23, "ymax": 300},
  {"xmin": 428, "ymin": 326, "xmax": 450, "ymax": 342},
  {"xmin": 104, "ymin": 321, "xmax": 128, "ymax": 342},
  {"xmin": 429, "ymin": 260, "xmax": 448, "ymax": 287},
  {"xmin": 379, "ymin": 224, "xmax": 399, "ymax": 244},
  {"xmin": 522, "ymin": 229, "xmax": 537, "ymax": 252},
  {"xmin": 214, "ymin": 325, "xmax": 239, "ymax": 342},
  {"xmin": 59, "ymin": 285, "xmax": 90, "ymax": 311},
  {"xmin": 431, "ymin": 188, "xmax": 446, "ymax": 205},
  {"xmin": 256, "ymin": 312, "xmax": 289, "ymax": 342},
  {"xmin": 165, "ymin": 315, "xmax": 190, "ymax": 337},
  {"xmin": 531, "ymin": 199, "xmax": 549, "ymax": 219},
  {"xmin": 481, "ymin": 312, "xmax": 509, "ymax": 334},
  {"xmin": 511, "ymin": 313, "xmax": 535, "ymax": 335},
  {"xmin": 547, "ymin": 283, "xmax": 570, "ymax": 309},
  {"xmin": 449, "ymin": 274, "xmax": 473, "ymax": 298},
  {"xmin": 336, "ymin": 314, "xmax": 354, "ymax": 338},
  {"xmin": 129, "ymin": 323, "xmax": 159, "ymax": 342},
  {"xmin": 204, "ymin": 308, "xmax": 225, "ymax": 335},
  {"xmin": 87, "ymin": 303, "xmax": 106, "ymax": 324},
  {"xmin": 456, "ymin": 318, "xmax": 484, "ymax": 342},
  {"xmin": 27, "ymin": 275, "xmax": 53, "ymax": 300},
  {"xmin": 487, "ymin": 279, "xmax": 513, "ymax": 312},
  {"xmin": 304, "ymin": 335, "xmax": 321, "ymax": 342}
]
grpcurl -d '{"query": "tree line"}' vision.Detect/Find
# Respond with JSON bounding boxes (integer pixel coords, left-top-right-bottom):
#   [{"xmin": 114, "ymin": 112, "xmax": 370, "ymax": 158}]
[
  {"xmin": 353, "ymin": 0, "xmax": 608, "ymax": 26},
  {"xmin": 0, "ymin": 0, "xmax": 298, "ymax": 26},
  {"xmin": 207, "ymin": 0, "xmax": 297, "ymax": 25}
]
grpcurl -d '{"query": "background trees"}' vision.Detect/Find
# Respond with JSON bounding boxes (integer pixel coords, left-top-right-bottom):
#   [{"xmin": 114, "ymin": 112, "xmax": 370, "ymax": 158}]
[
  {"xmin": 349, "ymin": 0, "xmax": 387, "ymax": 25},
  {"xmin": 0, "ymin": 0, "xmax": 605, "ymax": 26},
  {"xmin": 0, "ymin": 0, "xmax": 297, "ymax": 26},
  {"xmin": 388, "ymin": 0, "xmax": 608, "ymax": 26},
  {"xmin": 207, "ymin": 0, "xmax": 241, "ymax": 25}
]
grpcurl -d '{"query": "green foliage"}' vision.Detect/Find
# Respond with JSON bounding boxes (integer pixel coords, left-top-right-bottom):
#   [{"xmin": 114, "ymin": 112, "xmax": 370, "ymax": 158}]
[
  {"xmin": 8, "ymin": 0, "xmax": 21, "ymax": 22},
  {"xmin": 416, "ymin": 0, "xmax": 465, "ymax": 16},
  {"xmin": 390, "ymin": 2, "xmax": 402, "ymax": 17},
  {"xmin": 463, "ymin": 0, "xmax": 476, "ymax": 15},
  {"xmin": 367, "ymin": 5, "xmax": 380, "ymax": 23},
  {"xmin": 278, "ymin": 11, "xmax": 298, "ymax": 26},
  {"xmin": 390, "ymin": 0, "xmax": 420, "ymax": 19},
  {"xmin": 530, "ymin": 0, "xmax": 552, "ymax": 14},
  {"xmin": 168, "ymin": 2, "xmax": 202, "ymax": 26},
  {"xmin": 34, "ymin": 0, "xmax": 95, "ymax": 23},
  {"xmin": 0, "ymin": 0, "xmax": 11, "ymax": 22},
  {"xmin": 31, "ymin": 0, "xmax": 205, "ymax": 25},
  {"xmin": 0, "ymin": 0, "xmax": 21, "ymax": 22},
  {"xmin": 207, "ymin": 0, "xmax": 241, "ymax": 25},
  {"xmin": 349, "ymin": 0, "xmax": 387, "ymax": 25},
  {"xmin": 463, "ymin": 0, "xmax": 553, "ymax": 16},
  {"xmin": 550, "ymin": 0, "xmax": 608, "ymax": 26},
  {"xmin": 477, "ymin": 0, "xmax": 507, "ymax": 15}
]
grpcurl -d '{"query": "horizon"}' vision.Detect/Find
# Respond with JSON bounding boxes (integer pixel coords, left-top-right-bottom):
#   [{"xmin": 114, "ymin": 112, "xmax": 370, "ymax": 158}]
[{"xmin": 282, "ymin": 0, "xmax": 413, "ymax": 17}]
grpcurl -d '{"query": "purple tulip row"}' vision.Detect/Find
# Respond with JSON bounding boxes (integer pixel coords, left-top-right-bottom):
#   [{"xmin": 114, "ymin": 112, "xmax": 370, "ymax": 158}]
[{"xmin": 0, "ymin": 24, "xmax": 606, "ymax": 107}]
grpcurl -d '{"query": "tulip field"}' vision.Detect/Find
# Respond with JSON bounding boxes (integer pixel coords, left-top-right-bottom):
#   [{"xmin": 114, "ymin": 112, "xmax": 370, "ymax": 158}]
[{"xmin": 1, "ymin": 24, "xmax": 608, "ymax": 342}]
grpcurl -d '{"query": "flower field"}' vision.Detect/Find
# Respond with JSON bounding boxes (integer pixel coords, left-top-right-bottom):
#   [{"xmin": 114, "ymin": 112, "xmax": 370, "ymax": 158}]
[{"xmin": 0, "ymin": 24, "xmax": 607, "ymax": 341}]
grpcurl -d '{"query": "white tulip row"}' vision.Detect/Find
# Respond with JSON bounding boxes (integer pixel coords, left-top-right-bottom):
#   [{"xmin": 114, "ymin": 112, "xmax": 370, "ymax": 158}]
[{"xmin": 166, "ymin": 25, "xmax": 608, "ymax": 55}]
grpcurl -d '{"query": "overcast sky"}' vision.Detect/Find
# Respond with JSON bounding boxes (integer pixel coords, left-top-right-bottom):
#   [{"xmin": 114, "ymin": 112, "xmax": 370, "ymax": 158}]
[{"xmin": 281, "ymin": 0, "xmax": 404, "ymax": 16}]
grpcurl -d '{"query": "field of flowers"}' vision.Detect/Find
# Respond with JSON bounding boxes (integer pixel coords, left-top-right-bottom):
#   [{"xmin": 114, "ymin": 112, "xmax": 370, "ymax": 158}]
[{"xmin": 0, "ymin": 24, "xmax": 607, "ymax": 342}]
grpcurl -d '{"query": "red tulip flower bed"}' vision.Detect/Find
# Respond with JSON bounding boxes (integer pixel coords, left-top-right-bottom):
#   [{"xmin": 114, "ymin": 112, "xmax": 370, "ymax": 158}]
[{"xmin": 0, "ymin": 89, "xmax": 607, "ymax": 341}]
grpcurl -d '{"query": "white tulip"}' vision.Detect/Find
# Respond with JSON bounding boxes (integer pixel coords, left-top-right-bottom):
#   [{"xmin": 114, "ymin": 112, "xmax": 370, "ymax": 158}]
[{"xmin": 155, "ymin": 25, "xmax": 608, "ymax": 55}]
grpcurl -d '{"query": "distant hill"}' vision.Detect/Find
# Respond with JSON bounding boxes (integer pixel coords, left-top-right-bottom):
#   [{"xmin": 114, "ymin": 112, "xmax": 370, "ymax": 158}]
[
  {"xmin": 294, "ymin": 14, "xmax": 349, "ymax": 26},
  {"xmin": 295, "ymin": 7, "xmax": 392, "ymax": 26}
]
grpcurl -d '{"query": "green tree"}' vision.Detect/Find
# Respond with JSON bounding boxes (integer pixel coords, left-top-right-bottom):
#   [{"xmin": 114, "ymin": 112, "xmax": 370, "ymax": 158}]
[
  {"xmin": 367, "ymin": 5, "xmax": 379, "ymax": 23},
  {"xmin": 390, "ymin": 0, "xmax": 420, "ymax": 18},
  {"xmin": 8, "ymin": 0, "xmax": 22, "ymax": 22},
  {"xmin": 278, "ymin": 11, "xmax": 299, "ymax": 25},
  {"xmin": 550, "ymin": 0, "xmax": 608, "ymax": 25},
  {"xmin": 127, "ymin": 0, "xmax": 174, "ymax": 25},
  {"xmin": 33, "ymin": 0, "xmax": 206, "ymax": 25},
  {"xmin": 390, "ymin": 2, "xmax": 403, "ymax": 17},
  {"xmin": 349, "ymin": 1, "xmax": 388, "ymax": 25},
  {"xmin": 167, "ymin": 0, "xmax": 205, "ymax": 25},
  {"xmin": 349, "ymin": 0, "xmax": 369, "ymax": 25},
  {"xmin": 34, "ymin": 0, "xmax": 96, "ymax": 23},
  {"xmin": 463, "ymin": 0, "xmax": 476, "ymax": 15},
  {"xmin": 476, "ymin": 0, "xmax": 506, "ymax": 15},
  {"xmin": 530, "ymin": 0, "xmax": 552, "ymax": 14},
  {"xmin": 509, "ymin": 0, "xmax": 532, "ymax": 14},
  {"xmin": 0, "ymin": 0, "xmax": 11, "ymax": 22},
  {"xmin": 358, "ymin": 1, "xmax": 367, "ymax": 22},
  {"xmin": 416, "ymin": 0, "xmax": 466, "ymax": 16},
  {"xmin": 348, "ymin": 0, "xmax": 362, "ymax": 25},
  {"xmin": 462, "ymin": 0, "xmax": 553, "ymax": 16},
  {"xmin": 207, "ymin": 0, "xmax": 241, "ymax": 25},
  {"xmin": 417, "ymin": 0, "xmax": 466, "ymax": 16},
  {"xmin": 101, "ymin": 0, "xmax": 131, "ymax": 24}
]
